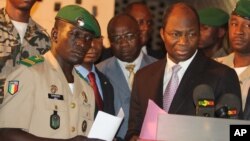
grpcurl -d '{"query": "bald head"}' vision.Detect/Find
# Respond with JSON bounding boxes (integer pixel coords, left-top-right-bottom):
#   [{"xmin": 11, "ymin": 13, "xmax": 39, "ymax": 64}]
[
  {"xmin": 125, "ymin": 2, "xmax": 151, "ymax": 16},
  {"xmin": 160, "ymin": 2, "xmax": 200, "ymax": 63},
  {"xmin": 125, "ymin": 2, "xmax": 153, "ymax": 46},
  {"xmin": 162, "ymin": 3, "xmax": 199, "ymax": 29},
  {"xmin": 107, "ymin": 13, "xmax": 139, "ymax": 36},
  {"xmin": 107, "ymin": 13, "xmax": 141, "ymax": 62}
]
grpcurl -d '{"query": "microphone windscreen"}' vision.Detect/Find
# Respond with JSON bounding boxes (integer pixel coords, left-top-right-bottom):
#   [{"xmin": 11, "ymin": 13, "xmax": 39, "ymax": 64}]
[
  {"xmin": 193, "ymin": 84, "xmax": 215, "ymax": 117},
  {"xmin": 215, "ymin": 93, "xmax": 241, "ymax": 118},
  {"xmin": 193, "ymin": 84, "xmax": 214, "ymax": 106}
]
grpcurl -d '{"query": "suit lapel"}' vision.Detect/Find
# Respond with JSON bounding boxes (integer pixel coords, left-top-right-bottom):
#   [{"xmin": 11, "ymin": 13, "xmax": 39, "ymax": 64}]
[
  {"xmin": 149, "ymin": 59, "xmax": 166, "ymax": 108},
  {"xmin": 140, "ymin": 54, "xmax": 150, "ymax": 68},
  {"xmin": 239, "ymin": 66, "xmax": 250, "ymax": 83},
  {"xmin": 116, "ymin": 59, "xmax": 131, "ymax": 92},
  {"xmin": 169, "ymin": 51, "xmax": 207, "ymax": 113},
  {"xmin": 243, "ymin": 88, "xmax": 250, "ymax": 119},
  {"xmin": 108, "ymin": 58, "xmax": 130, "ymax": 102},
  {"xmin": 140, "ymin": 54, "xmax": 162, "ymax": 105},
  {"xmin": 95, "ymin": 68, "xmax": 108, "ymax": 102}
]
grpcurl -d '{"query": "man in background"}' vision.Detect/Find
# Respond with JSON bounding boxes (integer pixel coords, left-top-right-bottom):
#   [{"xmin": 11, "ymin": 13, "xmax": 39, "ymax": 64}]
[
  {"xmin": 125, "ymin": 2, "xmax": 166, "ymax": 59},
  {"xmin": 97, "ymin": 13, "xmax": 156, "ymax": 140},
  {"xmin": 0, "ymin": 0, "xmax": 50, "ymax": 103},
  {"xmin": 75, "ymin": 35, "xmax": 115, "ymax": 117},
  {"xmin": 97, "ymin": 2, "xmax": 166, "ymax": 63},
  {"xmin": 198, "ymin": 7, "xmax": 230, "ymax": 58},
  {"xmin": 216, "ymin": 0, "xmax": 250, "ymax": 120}
]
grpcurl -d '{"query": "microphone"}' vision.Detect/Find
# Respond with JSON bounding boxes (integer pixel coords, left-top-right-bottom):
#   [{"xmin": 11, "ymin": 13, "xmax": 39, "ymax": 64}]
[
  {"xmin": 193, "ymin": 84, "xmax": 215, "ymax": 117},
  {"xmin": 215, "ymin": 93, "xmax": 241, "ymax": 119}
]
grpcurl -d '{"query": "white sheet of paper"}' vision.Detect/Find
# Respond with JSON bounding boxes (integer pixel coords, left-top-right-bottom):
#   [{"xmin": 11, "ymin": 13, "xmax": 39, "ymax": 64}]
[{"xmin": 88, "ymin": 108, "xmax": 124, "ymax": 141}]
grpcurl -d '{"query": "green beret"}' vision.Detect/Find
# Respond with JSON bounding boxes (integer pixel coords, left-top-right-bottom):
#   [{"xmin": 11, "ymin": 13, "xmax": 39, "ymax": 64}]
[
  {"xmin": 198, "ymin": 7, "xmax": 229, "ymax": 27},
  {"xmin": 56, "ymin": 5, "xmax": 101, "ymax": 37},
  {"xmin": 232, "ymin": 0, "xmax": 250, "ymax": 20}
]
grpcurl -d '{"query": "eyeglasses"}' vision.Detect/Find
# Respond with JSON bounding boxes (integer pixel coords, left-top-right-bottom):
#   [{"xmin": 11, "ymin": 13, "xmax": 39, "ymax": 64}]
[{"xmin": 110, "ymin": 33, "xmax": 138, "ymax": 44}]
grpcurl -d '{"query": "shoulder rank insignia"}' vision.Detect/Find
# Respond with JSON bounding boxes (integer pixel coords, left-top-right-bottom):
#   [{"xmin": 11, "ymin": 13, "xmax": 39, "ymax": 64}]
[{"xmin": 19, "ymin": 55, "xmax": 44, "ymax": 67}]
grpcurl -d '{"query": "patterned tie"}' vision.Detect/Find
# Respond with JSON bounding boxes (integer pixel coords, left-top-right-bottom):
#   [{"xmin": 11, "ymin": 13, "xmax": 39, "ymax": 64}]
[
  {"xmin": 125, "ymin": 64, "xmax": 135, "ymax": 90},
  {"xmin": 87, "ymin": 72, "xmax": 103, "ymax": 111},
  {"xmin": 163, "ymin": 64, "xmax": 182, "ymax": 112}
]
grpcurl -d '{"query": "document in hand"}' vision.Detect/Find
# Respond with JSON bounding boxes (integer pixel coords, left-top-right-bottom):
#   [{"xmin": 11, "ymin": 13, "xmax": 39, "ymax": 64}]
[
  {"xmin": 139, "ymin": 99, "xmax": 166, "ymax": 140},
  {"xmin": 88, "ymin": 108, "xmax": 124, "ymax": 141}
]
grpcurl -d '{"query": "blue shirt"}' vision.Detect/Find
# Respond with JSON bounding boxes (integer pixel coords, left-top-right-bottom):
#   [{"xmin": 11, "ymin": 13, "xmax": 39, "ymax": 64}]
[{"xmin": 75, "ymin": 65, "xmax": 103, "ymax": 99}]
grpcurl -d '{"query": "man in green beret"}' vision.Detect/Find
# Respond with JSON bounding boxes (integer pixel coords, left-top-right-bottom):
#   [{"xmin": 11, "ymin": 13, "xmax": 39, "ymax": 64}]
[
  {"xmin": 216, "ymin": 0, "xmax": 250, "ymax": 120},
  {"xmin": 198, "ymin": 7, "xmax": 231, "ymax": 58},
  {"xmin": 0, "ymin": 5, "xmax": 102, "ymax": 141}
]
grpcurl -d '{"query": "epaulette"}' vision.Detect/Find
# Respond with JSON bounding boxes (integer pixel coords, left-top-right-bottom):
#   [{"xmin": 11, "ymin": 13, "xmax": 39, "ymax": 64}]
[{"xmin": 19, "ymin": 55, "xmax": 44, "ymax": 67}]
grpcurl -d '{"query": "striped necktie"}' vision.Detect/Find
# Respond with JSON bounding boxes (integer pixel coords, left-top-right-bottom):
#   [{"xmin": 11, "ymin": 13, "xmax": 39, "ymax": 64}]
[
  {"xmin": 163, "ymin": 64, "xmax": 182, "ymax": 112},
  {"xmin": 125, "ymin": 64, "xmax": 135, "ymax": 90}
]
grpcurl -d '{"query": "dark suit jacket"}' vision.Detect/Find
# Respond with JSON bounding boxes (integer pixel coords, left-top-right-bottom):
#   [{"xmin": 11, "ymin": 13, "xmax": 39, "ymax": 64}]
[
  {"xmin": 95, "ymin": 68, "xmax": 115, "ymax": 116},
  {"xmin": 243, "ymin": 88, "xmax": 250, "ymax": 120},
  {"xmin": 125, "ymin": 51, "xmax": 242, "ymax": 140}
]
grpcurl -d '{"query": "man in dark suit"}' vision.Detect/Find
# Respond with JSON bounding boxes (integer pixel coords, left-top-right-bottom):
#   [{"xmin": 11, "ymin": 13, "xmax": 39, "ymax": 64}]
[
  {"xmin": 125, "ymin": 2, "xmax": 242, "ymax": 141},
  {"xmin": 75, "ymin": 36, "xmax": 115, "ymax": 117}
]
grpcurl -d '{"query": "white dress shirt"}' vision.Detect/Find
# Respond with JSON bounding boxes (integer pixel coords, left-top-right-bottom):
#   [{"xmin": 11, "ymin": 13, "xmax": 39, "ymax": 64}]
[{"xmin": 163, "ymin": 50, "xmax": 197, "ymax": 95}]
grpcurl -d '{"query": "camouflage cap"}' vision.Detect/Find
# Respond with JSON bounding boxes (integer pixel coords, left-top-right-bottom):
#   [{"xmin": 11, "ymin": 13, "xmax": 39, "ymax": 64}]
[
  {"xmin": 56, "ymin": 5, "xmax": 101, "ymax": 37},
  {"xmin": 232, "ymin": 0, "xmax": 250, "ymax": 20},
  {"xmin": 198, "ymin": 7, "xmax": 229, "ymax": 27}
]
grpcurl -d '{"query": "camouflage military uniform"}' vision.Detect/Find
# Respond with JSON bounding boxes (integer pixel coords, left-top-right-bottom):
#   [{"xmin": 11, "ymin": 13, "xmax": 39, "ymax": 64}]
[{"xmin": 0, "ymin": 8, "xmax": 50, "ymax": 102}]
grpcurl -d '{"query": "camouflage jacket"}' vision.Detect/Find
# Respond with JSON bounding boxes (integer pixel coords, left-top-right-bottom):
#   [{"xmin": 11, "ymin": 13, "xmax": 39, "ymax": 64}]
[{"xmin": 0, "ymin": 8, "xmax": 51, "ymax": 101}]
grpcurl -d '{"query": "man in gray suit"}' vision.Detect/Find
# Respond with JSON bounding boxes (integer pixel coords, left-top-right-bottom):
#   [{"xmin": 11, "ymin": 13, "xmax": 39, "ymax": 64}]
[{"xmin": 97, "ymin": 13, "xmax": 156, "ymax": 140}]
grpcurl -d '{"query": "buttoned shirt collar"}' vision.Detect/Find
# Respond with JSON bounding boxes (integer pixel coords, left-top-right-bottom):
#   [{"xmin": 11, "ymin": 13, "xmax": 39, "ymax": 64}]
[
  {"xmin": 163, "ymin": 50, "xmax": 197, "ymax": 93},
  {"xmin": 117, "ymin": 51, "xmax": 143, "ymax": 83}
]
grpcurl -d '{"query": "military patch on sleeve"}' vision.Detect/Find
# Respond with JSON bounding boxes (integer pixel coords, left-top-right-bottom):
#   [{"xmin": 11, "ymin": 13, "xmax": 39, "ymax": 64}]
[
  {"xmin": 8, "ymin": 80, "xmax": 19, "ymax": 95},
  {"xmin": 19, "ymin": 55, "xmax": 44, "ymax": 67}
]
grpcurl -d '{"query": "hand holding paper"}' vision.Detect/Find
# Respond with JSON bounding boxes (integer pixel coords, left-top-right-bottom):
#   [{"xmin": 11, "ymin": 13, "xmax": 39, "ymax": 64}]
[
  {"xmin": 139, "ymin": 99, "xmax": 166, "ymax": 140},
  {"xmin": 88, "ymin": 108, "xmax": 124, "ymax": 141}
]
